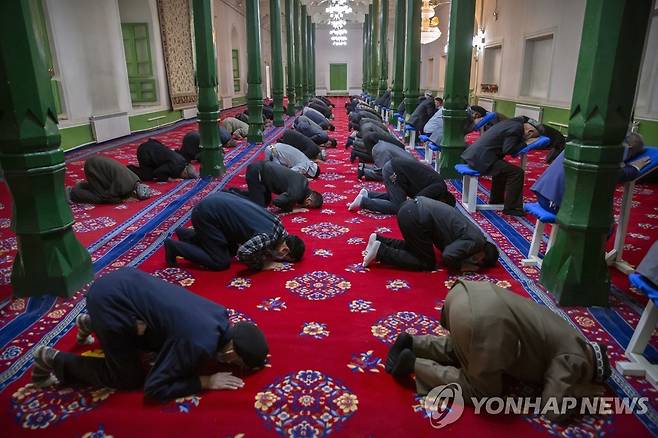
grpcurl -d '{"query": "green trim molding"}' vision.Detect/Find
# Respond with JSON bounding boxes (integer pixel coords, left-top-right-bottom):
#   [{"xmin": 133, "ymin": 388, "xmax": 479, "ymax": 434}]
[
  {"xmin": 128, "ymin": 109, "xmax": 183, "ymax": 132},
  {"xmin": 59, "ymin": 124, "xmax": 94, "ymax": 151},
  {"xmin": 637, "ymin": 118, "xmax": 658, "ymax": 145},
  {"xmin": 232, "ymin": 96, "xmax": 247, "ymax": 106}
]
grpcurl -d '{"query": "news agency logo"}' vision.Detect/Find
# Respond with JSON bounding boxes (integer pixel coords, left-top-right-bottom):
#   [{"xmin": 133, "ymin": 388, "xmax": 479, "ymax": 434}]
[
  {"xmin": 423, "ymin": 383, "xmax": 465, "ymax": 429},
  {"xmin": 423, "ymin": 383, "xmax": 650, "ymax": 428}
]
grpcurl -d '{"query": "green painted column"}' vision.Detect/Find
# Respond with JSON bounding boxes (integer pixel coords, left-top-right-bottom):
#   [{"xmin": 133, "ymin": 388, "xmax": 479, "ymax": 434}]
[
  {"xmin": 436, "ymin": 0, "xmax": 475, "ymax": 178},
  {"xmin": 540, "ymin": 0, "xmax": 652, "ymax": 306},
  {"xmin": 311, "ymin": 23, "xmax": 317, "ymax": 95},
  {"xmin": 0, "ymin": 0, "xmax": 92, "ymax": 297},
  {"xmin": 390, "ymin": 0, "xmax": 406, "ymax": 111},
  {"xmin": 378, "ymin": 0, "xmax": 389, "ymax": 97},
  {"xmin": 362, "ymin": 13, "xmax": 370, "ymax": 93},
  {"xmin": 294, "ymin": 0, "xmax": 303, "ymax": 110},
  {"xmin": 285, "ymin": 0, "xmax": 296, "ymax": 116},
  {"xmin": 306, "ymin": 15, "xmax": 313, "ymax": 100},
  {"xmin": 300, "ymin": 6, "xmax": 308, "ymax": 103},
  {"xmin": 402, "ymin": 0, "xmax": 421, "ymax": 117},
  {"xmin": 269, "ymin": 0, "xmax": 284, "ymax": 127},
  {"xmin": 369, "ymin": 0, "xmax": 380, "ymax": 96},
  {"xmin": 192, "ymin": 0, "xmax": 223, "ymax": 176},
  {"xmin": 245, "ymin": 0, "xmax": 264, "ymax": 142}
]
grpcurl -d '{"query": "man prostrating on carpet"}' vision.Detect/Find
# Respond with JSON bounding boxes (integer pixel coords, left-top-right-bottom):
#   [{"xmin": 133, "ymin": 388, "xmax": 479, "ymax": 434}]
[
  {"xmin": 31, "ymin": 268, "xmax": 269, "ymax": 402},
  {"xmin": 227, "ymin": 160, "xmax": 323, "ymax": 213},
  {"xmin": 362, "ymin": 197, "xmax": 498, "ymax": 271},
  {"xmin": 164, "ymin": 191, "xmax": 305, "ymax": 271},
  {"xmin": 387, "ymin": 280, "xmax": 611, "ymax": 422}
]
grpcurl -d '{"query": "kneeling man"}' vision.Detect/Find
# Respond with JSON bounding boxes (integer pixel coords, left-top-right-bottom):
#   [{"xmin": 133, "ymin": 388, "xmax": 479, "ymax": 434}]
[{"xmin": 31, "ymin": 267, "xmax": 268, "ymax": 402}]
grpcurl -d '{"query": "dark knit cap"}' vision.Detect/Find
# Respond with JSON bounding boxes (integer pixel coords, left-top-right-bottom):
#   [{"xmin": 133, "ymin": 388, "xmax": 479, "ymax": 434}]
[{"xmin": 232, "ymin": 322, "xmax": 268, "ymax": 369}]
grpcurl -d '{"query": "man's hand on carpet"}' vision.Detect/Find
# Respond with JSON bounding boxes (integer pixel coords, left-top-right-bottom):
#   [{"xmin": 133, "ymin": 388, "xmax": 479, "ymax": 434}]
[{"xmin": 201, "ymin": 372, "xmax": 245, "ymax": 390}]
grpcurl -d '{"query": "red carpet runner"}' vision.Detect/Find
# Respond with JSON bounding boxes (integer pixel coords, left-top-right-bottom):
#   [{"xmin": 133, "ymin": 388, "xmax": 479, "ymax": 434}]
[{"xmin": 0, "ymin": 98, "xmax": 657, "ymax": 437}]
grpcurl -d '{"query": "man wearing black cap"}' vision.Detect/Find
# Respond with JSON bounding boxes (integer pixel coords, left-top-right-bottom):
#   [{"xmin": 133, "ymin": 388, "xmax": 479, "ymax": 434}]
[
  {"xmin": 164, "ymin": 191, "xmax": 306, "ymax": 270},
  {"xmin": 362, "ymin": 197, "xmax": 499, "ymax": 271},
  {"xmin": 30, "ymin": 268, "xmax": 269, "ymax": 402},
  {"xmin": 387, "ymin": 280, "xmax": 611, "ymax": 422},
  {"xmin": 128, "ymin": 138, "xmax": 199, "ymax": 182},
  {"xmin": 461, "ymin": 116, "xmax": 541, "ymax": 216}
]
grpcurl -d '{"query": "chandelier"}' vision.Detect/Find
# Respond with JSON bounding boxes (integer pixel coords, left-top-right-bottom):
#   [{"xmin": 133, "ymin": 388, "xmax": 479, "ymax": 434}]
[
  {"xmin": 326, "ymin": 0, "xmax": 351, "ymax": 46},
  {"xmin": 420, "ymin": 0, "xmax": 441, "ymax": 45}
]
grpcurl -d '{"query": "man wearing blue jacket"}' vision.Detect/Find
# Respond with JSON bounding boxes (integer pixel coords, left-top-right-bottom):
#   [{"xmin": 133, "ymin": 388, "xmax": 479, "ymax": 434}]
[
  {"xmin": 164, "ymin": 191, "xmax": 306, "ymax": 270},
  {"xmin": 31, "ymin": 268, "xmax": 268, "ymax": 402}
]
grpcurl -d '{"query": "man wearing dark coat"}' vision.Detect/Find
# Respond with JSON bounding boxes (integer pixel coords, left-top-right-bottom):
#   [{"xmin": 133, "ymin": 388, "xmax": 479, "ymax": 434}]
[
  {"xmin": 461, "ymin": 116, "xmax": 540, "ymax": 216},
  {"xmin": 228, "ymin": 160, "xmax": 323, "ymax": 212},
  {"xmin": 407, "ymin": 95, "xmax": 440, "ymax": 132},
  {"xmin": 309, "ymin": 98, "xmax": 332, "ymax": 118},
  {"xmin": 69, "ymin": 156, "xmax": 151, "ymax": 204},
  {"xmin": 362, "ymin": 197, "xmax": 499, "ymax": 271},
  {"xmin": 303, "ymin": 106, "xmax": 335, "ymax": 131},
  {"xmin": 128, "ymin": 139, "xmax": 198, "ymax": 182},
  {"xmin": 31, "ymin": 268, "xmax": 269, "ymax": 402},
  {"xmin": 387, "ymin": 280, "xmax": 611, "ymax": 421},
  {"xmin": 164, "ymin": 192, "xmax": 305, "ymax": 270},
  {"xmin": 176, "ymin": 129, "xmax": 236, "ymax": 163},
  {"xmin": 348, "ymin": 158, "xmax": 455, "ymax": 214},
  {"xmin": 358, "ymin": 141, "xmax": 415, "ymax": 181},
  {"xmin": 294, "ymin": 116, "xmax": 335, "ymax": 146},
  {"xmin": 279, "ymin": 129, "xmax": 325, "ymax": 161}
]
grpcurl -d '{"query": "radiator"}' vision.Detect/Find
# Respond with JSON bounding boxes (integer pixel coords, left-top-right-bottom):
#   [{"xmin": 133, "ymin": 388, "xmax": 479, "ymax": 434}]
[
  {"xmin": 182, "ymin": 108, "xmax": 198, "ymax": 119},
  {"xmin": 514, "ymin": 103, "xmax": 543, "ymax": 122},
  {"xmin": 90, "ymin": 112, "xmax": 131, "ymax": 143},
  {"xmin": 477, "ymin": 97, "xmax": 495, "ymax": 112}
]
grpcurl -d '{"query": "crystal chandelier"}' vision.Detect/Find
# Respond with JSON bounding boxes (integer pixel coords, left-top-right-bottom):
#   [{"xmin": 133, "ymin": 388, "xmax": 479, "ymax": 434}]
[
  {"xmin": 326, "ymin": 0, "xmax": 351, "ymax": 46},
  {"xmin": 420, "ymin": 0, "xmax": 441, "ymax": 45}
]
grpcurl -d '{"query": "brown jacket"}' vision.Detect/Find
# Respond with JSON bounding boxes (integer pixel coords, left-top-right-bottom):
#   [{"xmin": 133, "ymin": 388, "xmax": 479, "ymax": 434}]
[{"xmin": 434, "ymin": 280, "xmax": 596, "ymax": 405}]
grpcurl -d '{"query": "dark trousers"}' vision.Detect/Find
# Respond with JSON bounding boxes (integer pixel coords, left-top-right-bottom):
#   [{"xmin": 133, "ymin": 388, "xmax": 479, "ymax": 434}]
[
  {"xmin": 361, "ymin": 162, "xmax": 407, "ymax": 214},
  {"xmin": 376, "ymin": 201, "xmax": 436, "ymax": 271},
  {"xmin": 352, "ymin": 146, "xmax": 374, "ymax": 163},
  {"xmin": 363, "ymin": 165, "xmax": 383, "ymax": 181},
  {"xmin": 489, "ymin": 160, "xmax": 524, "ymax": 211},
  {"xmin": 70, "ymin": 182, "xmax": 104, "ymax": 204},
  {"xmin": 167, "ymin": 210, "xmax": 233, "ymax": 270},
  {"xmin": 244, "ymin": 165, "xmax": 272, "ymax": 207},
  {"xmin": 52, "ymin": 315, "xmax": 145, "ymax": 390}
]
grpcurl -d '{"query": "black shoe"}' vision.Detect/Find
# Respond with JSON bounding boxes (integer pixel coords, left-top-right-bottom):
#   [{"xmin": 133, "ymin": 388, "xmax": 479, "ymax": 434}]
[
  {"xmin": 502, "ymin": 208, "xmax": 525, "ymax": 217},
  {"xmin": 175, "ymin": 227, "xmax": 196, "ymax": 243},
  {"xmin": 386, "ymin": 333, "xmax": 413, "ymax": 373},
  {"xmin": 164, "ymin": 239, "xmax": 179, "ymax": 267},
  {"xmin": 357, "ymin": 164, "xmax": 365, "ymax": 180},
  {"xmin": 350, "ymin": 151, "xmax": 357, "ymax": 163},
  {"xmin": 391, "ymin": 349, "xmax": 416, "ymax": 377}
]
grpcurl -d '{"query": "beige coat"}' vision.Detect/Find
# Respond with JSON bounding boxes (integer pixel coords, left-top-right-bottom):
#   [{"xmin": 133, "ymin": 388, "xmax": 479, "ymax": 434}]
[{"xmin": 414, "ymin": 280, "xmax": 597, "ymax": 408}]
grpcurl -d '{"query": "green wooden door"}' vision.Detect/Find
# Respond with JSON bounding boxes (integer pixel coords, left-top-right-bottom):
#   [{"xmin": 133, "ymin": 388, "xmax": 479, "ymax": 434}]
[
  {"xmin": 122, "ymin": 23, "xmax": 156, "ymax": 103},
  {"xmin": 329, "ymin": 63, "xmax": 347, "ymax": 92}
]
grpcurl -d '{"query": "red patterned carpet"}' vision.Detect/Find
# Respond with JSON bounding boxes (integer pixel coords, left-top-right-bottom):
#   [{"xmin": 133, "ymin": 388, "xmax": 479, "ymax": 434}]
[{"xmin": 0, "ymin": 98, "xmax": 657, "ymax": 437}]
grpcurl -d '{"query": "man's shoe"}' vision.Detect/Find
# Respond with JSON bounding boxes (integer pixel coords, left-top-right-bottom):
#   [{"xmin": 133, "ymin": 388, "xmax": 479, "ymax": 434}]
[
  {"xmin": 386, "ymin": 333, "xmax": 413, "ymax": 373},
  {"xmin": 164, "ymin": 239, "xmax": 179, "ymax": 267},
  {"xmin": 31, "ymin": 346, "xmax": 59, "ymax": 387},
  {"xmin": 75, "ymin": 314, "xmax": 94, "ymax": 345},
  {"xmin": 357, "ymin": 164, "xmax": 365, "ymax": 180},
  {"xmin": 391, "ymin": 349, "xmax": 416, "ymax": 377}
]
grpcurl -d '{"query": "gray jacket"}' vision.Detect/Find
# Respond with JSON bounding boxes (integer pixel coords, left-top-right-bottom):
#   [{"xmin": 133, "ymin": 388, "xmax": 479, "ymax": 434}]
[{"xmin": 265, "ymin": 143, "xmax": 319, "ymax": 178}]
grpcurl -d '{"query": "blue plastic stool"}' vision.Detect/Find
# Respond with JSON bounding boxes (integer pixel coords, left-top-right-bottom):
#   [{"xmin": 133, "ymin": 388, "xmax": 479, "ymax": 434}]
[
  {"xmin": 521, "ymin": 202, "xmax": 558, "ymax": 268},
  {"xmin": 616, "ymin": 273, "xmax": 658, "ymax": 389},
  {"xmin": 454, "ymin": 164, "xmax": 503, "ymax": 213},
  {"xmin": 405, "ymin": 124, "xmax": 417, "ymax": 151}
]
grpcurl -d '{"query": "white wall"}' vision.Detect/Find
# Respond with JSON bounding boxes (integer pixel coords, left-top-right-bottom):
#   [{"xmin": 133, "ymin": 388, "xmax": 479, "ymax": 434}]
[
  {"xmin": 45, "ymin": 0, "xmax": 132, "ymax": 126},
  {"xmin": 315, "ymin": 24, "xmax": 364, "ymax": 94}
]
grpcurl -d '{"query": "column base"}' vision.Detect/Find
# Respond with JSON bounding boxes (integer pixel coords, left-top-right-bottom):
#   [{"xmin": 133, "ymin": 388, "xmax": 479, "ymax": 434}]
[
  {"xmin": 12, "ymin": 230, "xmax": 93, "ymax": 298},
  {"xmin": 540, "ymin": 228, "xmax": 611, "ymax": 307}
]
